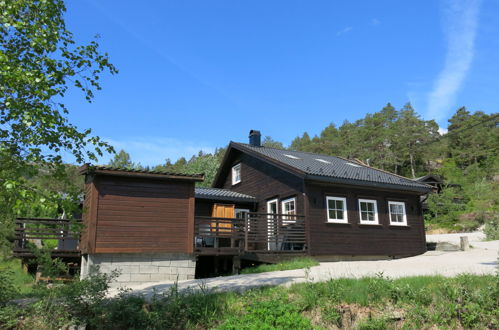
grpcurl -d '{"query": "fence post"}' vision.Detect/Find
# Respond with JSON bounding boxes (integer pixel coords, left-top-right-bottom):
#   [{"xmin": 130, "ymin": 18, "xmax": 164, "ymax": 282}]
[{"xmin": 244, "ymin": 215, "xmax": 249, "ymax": 252}]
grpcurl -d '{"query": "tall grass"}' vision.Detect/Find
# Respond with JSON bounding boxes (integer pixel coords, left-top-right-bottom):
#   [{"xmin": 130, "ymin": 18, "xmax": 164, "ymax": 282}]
[
  {"xmin": 240, "ymin": 257, "xmax": 319, "ymax": 274},
  {"xmin": 0, "ymin": 257, "xmax": 35, "ymax": 295},
  {"xmin": 1, "ymin": 272, "xmax": 497, "ymax": 329}
]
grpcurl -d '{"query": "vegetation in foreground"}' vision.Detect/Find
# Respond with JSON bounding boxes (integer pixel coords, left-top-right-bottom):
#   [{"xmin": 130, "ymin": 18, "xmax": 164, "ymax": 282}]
[
  {"xmin": 1, "ymin": 268, "xmax": 497, "ymax": 329},
  {"xmin": 241, "ymin": 257, "xmax": 319, "ymax": 274}
]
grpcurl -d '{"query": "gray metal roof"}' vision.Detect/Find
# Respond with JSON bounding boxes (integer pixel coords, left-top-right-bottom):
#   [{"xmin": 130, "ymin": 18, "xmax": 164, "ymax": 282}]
[
  {"xmin": 195, "ymin": 187, "xmax": 256, "ymax": 202},
  {"xmin": 233, "ymin": 143, "xmax": 431, "ymax": 193}
]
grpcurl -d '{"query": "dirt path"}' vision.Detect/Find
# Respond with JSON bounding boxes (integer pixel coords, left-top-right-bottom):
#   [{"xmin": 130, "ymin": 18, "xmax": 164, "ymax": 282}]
[{"xmin": 112, "ymin": 236, "xmax": 498, "ymax": 299}]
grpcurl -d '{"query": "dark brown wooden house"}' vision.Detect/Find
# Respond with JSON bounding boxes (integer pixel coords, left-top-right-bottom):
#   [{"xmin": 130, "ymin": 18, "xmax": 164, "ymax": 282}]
[{"xmin": 212, "ymin": 130, "xmax": 432, "ymax": 259}]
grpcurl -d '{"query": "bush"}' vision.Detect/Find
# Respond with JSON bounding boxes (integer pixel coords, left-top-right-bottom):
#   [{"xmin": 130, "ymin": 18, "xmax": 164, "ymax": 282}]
[
  {"xmin": 0, "ymin": 270, "xmax": 18, "ymax": 306},
  {"xmin": 484, "ymin": 215, "xmax": 499, "ymax": 240},
  {"xmin": 358, "ymin": 317, "xmax": 389, "ymax": 330}
]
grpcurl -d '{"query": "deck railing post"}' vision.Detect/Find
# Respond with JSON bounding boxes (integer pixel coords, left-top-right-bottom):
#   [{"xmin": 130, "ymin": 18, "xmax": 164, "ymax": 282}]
[{"xmin": 244, "ymin": 214, "xmax": 250, "ymax": 251}]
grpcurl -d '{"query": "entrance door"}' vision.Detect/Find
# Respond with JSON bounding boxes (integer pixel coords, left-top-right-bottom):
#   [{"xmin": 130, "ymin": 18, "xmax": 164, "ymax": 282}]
[{"xmin": 266, "ymin": 199, "xmax": 278, "ymax": 250}]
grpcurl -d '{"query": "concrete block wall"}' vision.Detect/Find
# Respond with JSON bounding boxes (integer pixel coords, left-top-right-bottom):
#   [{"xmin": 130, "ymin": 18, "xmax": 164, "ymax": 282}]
[{"xmin": 80, "ymin": 253, "xmax": 196, "ymax": 286}]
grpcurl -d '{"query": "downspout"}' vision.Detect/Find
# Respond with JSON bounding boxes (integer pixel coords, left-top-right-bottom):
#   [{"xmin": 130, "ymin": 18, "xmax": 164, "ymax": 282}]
[{"xmin": 302, "ymin": 181, "xmax": 311, "ymax": 256}]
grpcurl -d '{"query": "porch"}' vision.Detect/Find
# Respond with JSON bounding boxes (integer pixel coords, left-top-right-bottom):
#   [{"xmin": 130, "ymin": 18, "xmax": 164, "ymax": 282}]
[
  {"xmin": 194, "ymin": 212, "xmax": 307, "ymax": 257},
  {"xmin": 13, "ymin": 217, "xmax": 81, "ymax": 258}
]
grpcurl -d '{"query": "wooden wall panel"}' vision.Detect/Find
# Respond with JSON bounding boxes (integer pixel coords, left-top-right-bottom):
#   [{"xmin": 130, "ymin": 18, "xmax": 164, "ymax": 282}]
[
  {"xmin": 220, "ymin": 152, "xmax": 305, "ymax": 215},
  {"xmin": 305, "ymin": 183, "xmax": 426, "ymax": 256},
  {"xmin": 91, "ymin": 176, "xmax": 194, "ymax": 254}
]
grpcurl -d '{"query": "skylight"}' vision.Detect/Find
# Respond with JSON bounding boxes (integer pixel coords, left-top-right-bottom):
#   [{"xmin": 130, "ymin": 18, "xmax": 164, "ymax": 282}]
[
  {"xmin": 284, "ymin": 154, "xmax": 300, "ymax": 160},
  {"xmin": 315, "ymin": 158, "xmax": 331, "ymax": 164},
  {"xmin": 346, "ymin": 162, "xmax": 361, "ymax": 167}
]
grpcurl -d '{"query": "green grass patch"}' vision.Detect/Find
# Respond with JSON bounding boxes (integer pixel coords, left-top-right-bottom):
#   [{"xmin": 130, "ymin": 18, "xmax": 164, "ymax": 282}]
[
  {"xmin": 0, "ymin": 257, "xmax": 35, "ymax": 295},
  {"xmin": 240, "ymin": 257, "xmax": 319, "ymax": 274},
  {"xmin": 1, "ymin": 272, "xmax": 497, "ymax": 329}
]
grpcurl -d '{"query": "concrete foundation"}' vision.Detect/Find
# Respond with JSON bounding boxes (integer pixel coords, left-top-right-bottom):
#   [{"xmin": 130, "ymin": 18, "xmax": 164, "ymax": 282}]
[{"xmin": 80, "ymin": 253, "xmax": 196, "ymax": 286}]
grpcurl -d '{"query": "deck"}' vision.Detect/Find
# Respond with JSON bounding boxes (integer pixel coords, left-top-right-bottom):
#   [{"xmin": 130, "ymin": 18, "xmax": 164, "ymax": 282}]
[
  {"xmin": 13, "ymin": 213, "xmax": 307, "ymax": 260},
  {"xmin": 194, "ymin": 213, "xmax": 307, "ymax": 257},
  {"xmin": 13, "ymin": 217, "xmax": 82, "ymax": 258}
]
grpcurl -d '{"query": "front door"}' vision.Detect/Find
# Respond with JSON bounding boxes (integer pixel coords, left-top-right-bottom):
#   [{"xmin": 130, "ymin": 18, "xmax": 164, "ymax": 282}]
[{"xmin": 267, "ymin": 199, "xmax": 278, "ymax": 250}]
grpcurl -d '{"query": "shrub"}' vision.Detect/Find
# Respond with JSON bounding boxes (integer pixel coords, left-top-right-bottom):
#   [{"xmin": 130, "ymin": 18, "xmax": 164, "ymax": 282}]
[
  {"xmin": 484, "ymin": 215, "xmax": 499, "ymax": 240},
  {"xmin": 358, "ymin": 316, "xmax": 389, "ymax": 330},
  {"xmin": 322, "ymin": 306, "xmax": 342, "ymax": 327},
  {"xmin": 58, "ymin": 267, "xmax": 119, "ymax": 327},
  {"xmin": 0, "ymin": 270, "xmax": 18, "ymax": 306}
]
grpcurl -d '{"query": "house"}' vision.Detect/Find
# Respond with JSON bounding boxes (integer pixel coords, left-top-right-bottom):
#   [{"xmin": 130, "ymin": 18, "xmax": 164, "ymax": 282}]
[
  {"xmin": 212, "ymin": 130, "xmax": 432, "ymax": 259},
  {"xmin": 15, "ymin": 130, "xmax": 432, "ymax": 285}
]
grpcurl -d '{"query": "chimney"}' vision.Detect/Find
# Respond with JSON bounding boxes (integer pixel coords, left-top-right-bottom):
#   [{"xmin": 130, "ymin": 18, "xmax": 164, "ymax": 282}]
[{"xmin": 249, "ymin": 130, "xmax": 261, "ymax": 147}]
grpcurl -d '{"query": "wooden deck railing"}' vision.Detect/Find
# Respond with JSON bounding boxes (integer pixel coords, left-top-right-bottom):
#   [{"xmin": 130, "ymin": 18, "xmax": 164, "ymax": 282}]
[
  {"xmin": 13, "ymin": 218, "xmax": 82, "ymax": 258},
  {"xmin": 194, "ymin": 213, "xmax": 306, "ymax": 255}
]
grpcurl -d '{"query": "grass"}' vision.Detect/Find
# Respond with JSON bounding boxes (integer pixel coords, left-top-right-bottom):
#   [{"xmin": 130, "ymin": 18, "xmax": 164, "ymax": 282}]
[
  {"xmin": 240, "ymin": 257, "xmax": 319, "ymax": 274},
  {"xmin": 1, "ymin": 268, "xmax": 497, "ymax": 329},
  {"xmin": 0, "ymin": 257, "xmax": 35, "ymax": 295}
]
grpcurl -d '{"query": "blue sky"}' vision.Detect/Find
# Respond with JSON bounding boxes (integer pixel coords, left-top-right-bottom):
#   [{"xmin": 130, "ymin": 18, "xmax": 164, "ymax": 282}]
[{"xmin": 62, "ymin": 0, "xmax": 498, "ymax": 166}]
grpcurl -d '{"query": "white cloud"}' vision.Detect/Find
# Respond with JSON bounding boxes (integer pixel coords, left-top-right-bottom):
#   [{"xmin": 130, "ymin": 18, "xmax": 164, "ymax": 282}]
[
  {"xmin": 371, "ymin": 18, "xmax": 380, "ymax": 26},
  {"xmin": 426, "ymin": 0, "xmax": 481, "ymax": 122},
  {"xmin": 101, "ymin": 137, "xmax": 216, "ymax": 166},
  {"xmin": 438, "ymin": 127, "xmax": 448, "ymax": 135},
  {"xmin": 336, "ymin": 26, "xmax": 353, "ymax": 37}
]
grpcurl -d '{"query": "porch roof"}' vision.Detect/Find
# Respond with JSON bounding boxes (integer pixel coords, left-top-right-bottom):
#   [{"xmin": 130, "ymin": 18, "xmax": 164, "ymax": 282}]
[{"xmin": 195, "ymin": 187, "xmax": 256, "ymax": 203}]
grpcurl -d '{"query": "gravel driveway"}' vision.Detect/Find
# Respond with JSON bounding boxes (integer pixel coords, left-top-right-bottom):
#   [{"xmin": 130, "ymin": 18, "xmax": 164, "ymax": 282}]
[{"xmin": 112, "ymin": 233, "xmax": 498, "ymax": 299}]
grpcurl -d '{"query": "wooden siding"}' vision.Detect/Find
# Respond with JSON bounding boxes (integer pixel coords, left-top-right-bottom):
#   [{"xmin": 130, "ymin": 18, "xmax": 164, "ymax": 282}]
[
  {"xmin": 83, "ymin": 175, "xmax": 195, "ymax": 254},
  {"xmin": 220, "ymin": 152, "xmax": 305, "ymax": 215},
  {"xmin": 305, "ymin": 183, "xmax": 426, "ymax": 256},
  {"xmin": 81, "ymin": 176, "xmax": 98, "ymax": 254}
]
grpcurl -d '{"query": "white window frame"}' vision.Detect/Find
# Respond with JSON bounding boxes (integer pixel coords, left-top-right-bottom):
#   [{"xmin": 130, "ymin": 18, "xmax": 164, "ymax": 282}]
[
  {"xmin": 388, "ymin": 201, "xmax": 407, "ymax": 226},
  {"xmin": 267, "ymin": 199, "xmax": 279, "ymax": 251},
  {"xmin": 231, "ymin": 163, "xmax": 241, "ymax": 185},
  {"xmin": 326, "ymin": 196, "xmax": 348, "ymax": 223},
  {"xmin": 281, "ymin": 197, "xmax": 296, "ymax": 223},
  {"xmin": 358, "ymin": 199, "xmax": 379, "ymax": 225}
]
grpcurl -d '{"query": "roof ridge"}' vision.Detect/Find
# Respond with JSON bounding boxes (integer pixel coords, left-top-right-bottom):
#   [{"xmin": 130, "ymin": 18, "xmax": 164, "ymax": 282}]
[
  {"xmin": 234, "ymin": 142, "xmax": 347, "ymax": 162},
  {"xmin": 332, "ymin": 155, "xmax": 423, "ymax": 184}
]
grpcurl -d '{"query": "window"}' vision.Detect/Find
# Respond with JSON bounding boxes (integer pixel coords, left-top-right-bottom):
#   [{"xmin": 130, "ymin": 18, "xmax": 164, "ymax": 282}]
[
  {"xmin": 284, "ymin": 154, "xmax": 300, "ymax": 159},
  {"xmin": 235, "ymin": 208, "xmax": 250, "ymax": 219},
  {"xmin": 326, "ymin": 196, "xmax": 348, "ymax": 223},
  {"xmin": 281, "ymin": 197, "xmax": 296, "ymax": 222},
  {"xmin": 388, "ymin": 201, "xmax": 407, "ymax": 226},
  {"xmin": 231, "ymin": 163, "xmax": 241, "ymax": 185},
  {"xmin": 358, "ymin": 199, "xmax": 379, "ymax": 224},
  {"xmin": 315, "ymin": 158, "xmax": 331, "ymax": 164}
]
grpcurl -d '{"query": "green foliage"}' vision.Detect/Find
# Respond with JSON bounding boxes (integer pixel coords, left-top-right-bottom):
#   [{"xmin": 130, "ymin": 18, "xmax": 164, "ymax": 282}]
[
  {"xmin": 289, "ymin": 103, "xmax": 441, "ymax": 178},
  {"xmin": 155, "ymin": 148, "xmax": 226, "ymax": 187},
  {"xmin": 426, "ymin": 156, "xmax": 499, "ymax": 231},
  {"xmin": 358, "ymin": 316, "xmax": 389, "ymax": 330},
  {"xmin": 108, "ymin": 149, "xmax": 142, "ymax": 169},
  {"xmin": 58, "ymin": 267, "xmax": 119, "ymax": 327},
  {"xmin": 218, "ymin": 288, "xmax": 313, "ymax": 329},
  {"xmin": 0, "ymin": 257, "xmax": 35, "ymax": 293},
  {"xmin": 0, "ymin": 0, "xmax": 115, "ymax": 251},
  {"xmin": 240, "ymin": 257, "xmax": 319, "ymax": 274},
  {"xmin": 29, "ymin": 244, "xmax": 68, "ymax": 278},
  {"xmin": 484, "ymin": 215, "xmax": 499, "ymax": 240},
  {"xmin": 0, "ymin": 0, "xmax": 117, "ymax": 165},
  {"xmin": 262, "ymin": 136, "xmax": 285, "ymax": 149},
  {"xmin": 0, "ymin": 270, "xmax": 18, "ymax": 306},
  {"xmin": 1, "ymin": 274, "xmax": 497, "ymax": 329}
]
